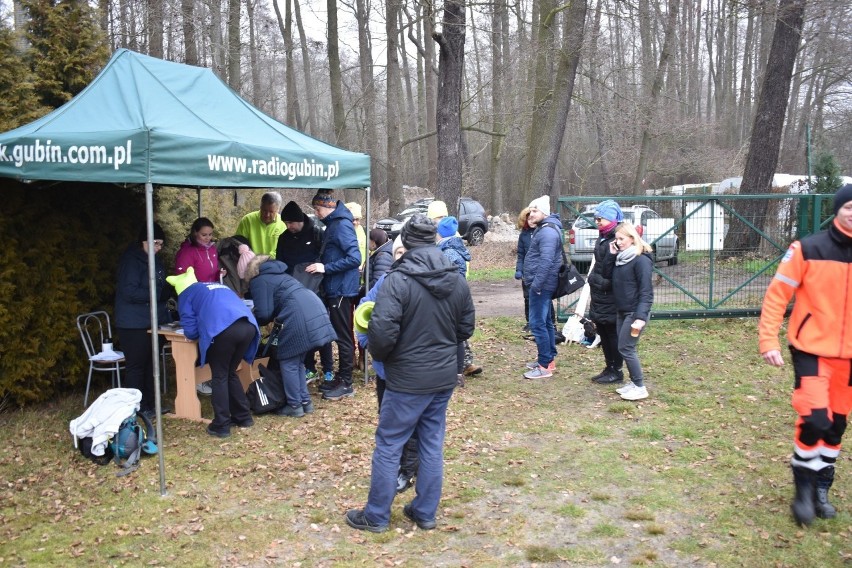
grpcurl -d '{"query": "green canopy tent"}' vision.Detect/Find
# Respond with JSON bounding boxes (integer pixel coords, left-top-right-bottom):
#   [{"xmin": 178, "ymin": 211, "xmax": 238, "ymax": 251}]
[{"xmin": 0, "ymin": 49, "xmax": 371, "ymax": 494}]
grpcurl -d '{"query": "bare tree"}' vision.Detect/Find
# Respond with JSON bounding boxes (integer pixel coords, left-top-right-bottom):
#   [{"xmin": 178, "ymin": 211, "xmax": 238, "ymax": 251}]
[
  {"xmin": 181, "ymin": 0, "xmax": 198, "ymax": 65},
  {"xmin": 292, "ymin": 0, "xmax": 318, "ymax": 135},
  {"xmin": 386, "ymin": 0, "xmax": 404, "ymax": 214},
  {"xmin": 433, "ymin": 0, "xmax": 466, "ymax": 206},
  {"xmin": 148, "ymin": 0, "xmax": 163, "ymax": 57},
  {"xmin": 354, "ymin": 0, "xmax": 379, "ymax": 193},
  {"xmin": 327, "ymin": 0, "xmax": 348, "ymax": 146},
  {"xmin": 227, "ymin": 0, "xmax": 241, "ymax": 90}
]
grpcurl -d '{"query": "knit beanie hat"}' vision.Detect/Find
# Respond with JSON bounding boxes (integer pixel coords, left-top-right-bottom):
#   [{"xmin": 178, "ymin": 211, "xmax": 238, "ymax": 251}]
[
  {"xmin": 312, "ymin": 190, "xmax": 336, "ymax": 209},
  {"xmin": 281, "ymin": 201, "xmax": 304, "ymax": 222},
  {"xmin": 369, "ymin": 228, "xmax": 389, "ymax": 246},
  {"xmin": 138, "ymin": 222, "xmax": 166, "ymax": 244},
  {"xmin": 834, "ymin": 184, "xmax": 852, "ymax": 214},
  {"xmin": 427, "ymin": 200, "xmax": 449, "ymax": 220},
  {"xmin": 595, "ymin": 200, "xmax": 624, "ymax": 222},
  {"xmin": 345, "ymin": 202, "xmax": 362, "ymax": 219},
  {"xmin": 166, "ymin": 266, "xmax": 197, "ymax": 295},
  {"xmin": 401, "ymin": 213, "xmax": 437, "ymax": 249},
  {"xmin": 392, "ymin": 236, "xmax": 406, "ymax": 259},
  {"xmin": 437, "ymin": 216, "xmax": 459, "ymax": 238},
  {"xmin": 528, "ymin": 196, "xmax": 551, "ymax": 215},
  {"xmin": 236, "ymin": 244, "xmax": 256, "ymax": 280}
]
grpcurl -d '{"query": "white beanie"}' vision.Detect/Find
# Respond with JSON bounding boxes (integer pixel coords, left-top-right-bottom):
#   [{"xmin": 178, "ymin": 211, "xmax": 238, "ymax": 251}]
[{"xmin": 528, "ymin": 196, "xmax": 551, "ymax": 216}]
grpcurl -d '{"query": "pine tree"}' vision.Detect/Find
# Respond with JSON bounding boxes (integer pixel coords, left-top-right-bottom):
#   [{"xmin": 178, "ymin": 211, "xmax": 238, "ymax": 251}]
[
  {"xmin": 21, "ymin": 0, "xmax": 108, "ymax": 109},
  {"xmin": 812, "ymin": 153, "xmax": 842, "ymax": 195},
  {"xmin": 0, "ymin": 23, "xmax": 48, "ymax": 130}
]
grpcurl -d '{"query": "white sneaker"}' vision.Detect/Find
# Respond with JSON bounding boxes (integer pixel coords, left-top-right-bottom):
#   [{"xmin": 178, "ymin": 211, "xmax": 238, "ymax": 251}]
[
  {"xmin": 621, "ymin": 385, "xmax": 648, "ymax": 401},
  {"xmin": 616, "ymin": 381, "xmax": 636, "ymax": 395},
  {"xmin": 196, "ymin": 380, "xmax": 213, "ymax": 395}
]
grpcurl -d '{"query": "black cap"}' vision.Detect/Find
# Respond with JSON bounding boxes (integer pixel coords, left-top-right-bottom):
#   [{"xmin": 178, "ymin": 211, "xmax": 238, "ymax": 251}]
[
  {"xmin": 281, "ymin": 201, "xmax": 304, "ymax": 222},
  {"xmin": 138, "ymin": 222, "xmax": 165, "ymax": 244},
  {"xmin": 834, "ymin": 184, "xmax": 852, "ymax": 215}
]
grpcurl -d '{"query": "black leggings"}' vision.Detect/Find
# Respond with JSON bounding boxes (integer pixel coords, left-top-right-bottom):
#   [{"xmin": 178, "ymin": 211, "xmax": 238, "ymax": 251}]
[{"xmin": 117, "ymin": 328, "xmax": 159, "ymax": 412}]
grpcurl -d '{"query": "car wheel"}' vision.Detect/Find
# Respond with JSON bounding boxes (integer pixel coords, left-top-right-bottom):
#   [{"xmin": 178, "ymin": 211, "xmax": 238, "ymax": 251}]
[
  {"xmin": 667, "ymin": 248, "xmax": 678, "ymax": 266},
  {"xmin": 467, "ymin": 226, "xmax": 485, "ymax": 246}
]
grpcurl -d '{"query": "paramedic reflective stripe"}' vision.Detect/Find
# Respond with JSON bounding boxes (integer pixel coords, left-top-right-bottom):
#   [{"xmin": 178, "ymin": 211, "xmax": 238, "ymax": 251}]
[{"xmin": 774, "ymin": 273, "xmax": 800, "ymax": 288}]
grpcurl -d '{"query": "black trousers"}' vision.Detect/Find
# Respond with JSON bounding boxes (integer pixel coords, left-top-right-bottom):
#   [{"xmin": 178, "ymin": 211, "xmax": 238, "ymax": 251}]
[
  {"xmin": 206, "ymin": 318, "xmax": 256, "ymax": 431},
  {"xmin": 326, "ymin": 295, "xmax": 355, "ymax": 385},
  {"xmin": 595, "ymin": 319, "xmax": 623, "ymax": 374},
  {"xmin": 117, "ymin": 327, "xmax": 159, "ymax": 412}
]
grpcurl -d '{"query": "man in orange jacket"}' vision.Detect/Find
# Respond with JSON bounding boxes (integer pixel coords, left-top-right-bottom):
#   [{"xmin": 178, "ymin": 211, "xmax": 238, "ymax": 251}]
[{"xmin": 759, "ymin": 183, "xmax": 852, "ymax": 526}]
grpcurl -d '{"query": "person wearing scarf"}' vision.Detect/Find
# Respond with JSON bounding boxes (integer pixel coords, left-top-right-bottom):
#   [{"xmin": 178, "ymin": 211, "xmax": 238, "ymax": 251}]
[
  {"xmin": 610, "ymin": 222, "xmax": 654, "ymax": 401},
  {"xmin": 587, "ymin": 200, "xmax": 626, "ymax": 385}
]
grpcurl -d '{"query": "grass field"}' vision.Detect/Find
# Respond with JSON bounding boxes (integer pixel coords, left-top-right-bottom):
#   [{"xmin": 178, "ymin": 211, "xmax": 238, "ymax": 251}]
[{"xmin": 2, "ymin": 316, "xmax": 852, "ymax": 567}]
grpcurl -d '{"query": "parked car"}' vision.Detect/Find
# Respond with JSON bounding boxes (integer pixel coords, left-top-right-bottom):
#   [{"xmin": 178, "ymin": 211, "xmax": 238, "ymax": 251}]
[
  {"xmin": 373, "ymin": 197, "xmax": 489, "ymax": 245},
  {"xmin": 567, "ymin": 205, "xmax": 678, "ymax": 272}
]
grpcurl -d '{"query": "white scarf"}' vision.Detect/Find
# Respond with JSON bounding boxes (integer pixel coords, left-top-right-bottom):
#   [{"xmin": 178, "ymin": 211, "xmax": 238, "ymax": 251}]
[{"xmin": 615, "ymin": 245, "xmax": 638, "ymax": 266}]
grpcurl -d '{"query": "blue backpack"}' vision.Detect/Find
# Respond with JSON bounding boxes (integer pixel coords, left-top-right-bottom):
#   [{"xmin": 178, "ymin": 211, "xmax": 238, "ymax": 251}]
[{"xmin": 109, "ymin": 411, "xmax": 159, "ymax": 477}]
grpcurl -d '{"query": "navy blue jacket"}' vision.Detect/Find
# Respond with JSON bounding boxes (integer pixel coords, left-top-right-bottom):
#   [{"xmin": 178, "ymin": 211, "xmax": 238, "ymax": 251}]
[
  {"xmin": 522, "ymin": 214, "xmax": 563, "ymax": 295},
  {"xmin": 114, "ymin": 244, "xmax": 170, "ymax": 329},
  {"xmin": 587, "ymin": 228, "xmax": 618, "ymax": 324},
  {"xmin": 249, "ymin": 260, "xmax": 337, "ymax": 360},
  {"xmin": 612, "ymin": 252, "xmax": 654, "ymax": 321},
  {"xmin": 319, "ymin": 201, "xmax": 361, "ymax": 297},
  {"xmin": 368, "ymin": 246, "xmax": 475, "ymax": 394},
  {"xmin": 177, "ymin": 283, "xmax": 260, "ymax": 366},
  {"xmin": 515, "ymin": 227, "xmax": 533, "ymax": 278}
]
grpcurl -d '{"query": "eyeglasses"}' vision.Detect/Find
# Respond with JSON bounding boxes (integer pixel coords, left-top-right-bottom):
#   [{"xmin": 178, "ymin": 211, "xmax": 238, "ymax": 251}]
[
  {"xmin": 153, "ymin": 240, "xmax": 164, "ymax": 247},
  {"xmin": 594, "ymin": 217, "xmax": 604, "ymax": 222}
]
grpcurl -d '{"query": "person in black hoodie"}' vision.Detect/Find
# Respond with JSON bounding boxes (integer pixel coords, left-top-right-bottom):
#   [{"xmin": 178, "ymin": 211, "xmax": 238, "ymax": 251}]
[
  {"xmin": 276, "ymin": 201, "xmax": 334, "ymax": 382},
  {"xmin": 345, "ymin": 214, "xmax": 475, "ymax": 533},
  {"xmin": 587, "ymin": 200, "xmax": 626, "ymax": 385}
]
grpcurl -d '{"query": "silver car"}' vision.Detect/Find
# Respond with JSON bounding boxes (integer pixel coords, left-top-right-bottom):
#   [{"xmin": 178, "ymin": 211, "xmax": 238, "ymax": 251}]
[{"xmin": 567, "ymin": 205, "xmax": 678, "ymax": 272}]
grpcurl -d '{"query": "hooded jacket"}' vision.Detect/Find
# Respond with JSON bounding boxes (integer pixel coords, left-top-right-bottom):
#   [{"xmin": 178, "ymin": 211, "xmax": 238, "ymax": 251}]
[
  {"xmin": 318, "ymin": 201, "xmax": 362, "ymax": 298},
  {"xmin": 177, "ymin": 282, "xmax": 260, "ymax": 366},
  {"xmin": 522, "ymin": 214, "xmax": 564, "ymax": 295},
  {"xmin": 438, "ymin": 235, "xmax": 472, "ymax": 277},
  {"xmin": 368, "ymin": 245, "xmax": 475, "ymax": 394},
  {"xmin": 247, "ymin": 259, "xmax": 337, "ymax": 360},
  {"xmin": 175, "ymin": 239, "xmax": 220, "ymax": 283},
  {"xmin": 368, "ymin": 239, "xmax": 394, "ymax": 291}
]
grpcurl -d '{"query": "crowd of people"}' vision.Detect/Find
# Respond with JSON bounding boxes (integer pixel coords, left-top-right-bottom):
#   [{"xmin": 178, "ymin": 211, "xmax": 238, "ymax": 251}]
[{"xmin": 111, "ymin": 184, "xmax": 852, "ymax": 530}]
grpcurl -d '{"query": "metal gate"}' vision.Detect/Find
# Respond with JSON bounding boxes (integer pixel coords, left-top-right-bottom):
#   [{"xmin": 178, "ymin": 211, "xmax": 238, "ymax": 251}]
[{"xmin": 555, "ymin": 193, "xmax": 834, "ymax": 320}]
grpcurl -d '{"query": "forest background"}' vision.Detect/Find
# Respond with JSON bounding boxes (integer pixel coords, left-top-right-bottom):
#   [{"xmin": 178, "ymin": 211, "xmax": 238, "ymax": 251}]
[{"xmin": 0, "ymin": 0, "xmax": 849, "ymax": 405}]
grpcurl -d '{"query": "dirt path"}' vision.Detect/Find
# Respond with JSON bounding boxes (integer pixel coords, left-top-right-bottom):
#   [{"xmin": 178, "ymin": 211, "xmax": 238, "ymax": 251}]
[{"xmin": 468, "ymin": 278, "xmax": 525, "ymax": 319}]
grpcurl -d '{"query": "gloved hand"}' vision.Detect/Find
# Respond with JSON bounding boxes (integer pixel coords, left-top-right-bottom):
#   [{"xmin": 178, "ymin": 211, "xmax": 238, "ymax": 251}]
[{"xmin": 514, "ymin": 270, "xmax": 522, "ymax": 280}]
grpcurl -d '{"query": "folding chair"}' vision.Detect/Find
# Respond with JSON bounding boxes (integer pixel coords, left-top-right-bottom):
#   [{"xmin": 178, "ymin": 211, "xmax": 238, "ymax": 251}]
[{"xmin": 77, "ymin": 311, "xmax": 126, "ymax": 407}]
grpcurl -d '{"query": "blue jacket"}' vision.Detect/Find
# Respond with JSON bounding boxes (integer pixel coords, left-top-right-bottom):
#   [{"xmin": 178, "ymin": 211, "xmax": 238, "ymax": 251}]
[
  {"xmin": 249, "ymin": 260, "xmax": 337, "ymax": 360},
  {"xmin": 438, "ymin": 235, "xmax": 471, "ymax": 277},
  {"xmin": 115, "ymin": 244, "xmax": 170, "ymax": 329},
  {"xmin": 319, "ymin": 201, "xmax": 362, "ymax": 298},
  {"xmin": 356, "ymin": 273, "xmax": 387, "ymax": 379},
  {"xmin": 515, "ymin": 227, "xmax": 533, "ymax": 278},
  {"xmin": 368, "ymin": 246, "xmax": 476, "ymax": 394},
  {"xmin": 177, "ymin": 283, "xmax": 260, "ymax": 366},
  {"xmin": 522, "ymin": 214, "xmax": 563, "ymax": 295},
  {"xmin": 612, "ymin": 252, "xmax": 654, "ymax": 321}
]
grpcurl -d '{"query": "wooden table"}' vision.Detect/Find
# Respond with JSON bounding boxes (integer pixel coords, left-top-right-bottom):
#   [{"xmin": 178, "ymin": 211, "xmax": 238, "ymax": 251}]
[{"xmin": 158, "ymin": 329, "xmax": 268, "ymax": 421}]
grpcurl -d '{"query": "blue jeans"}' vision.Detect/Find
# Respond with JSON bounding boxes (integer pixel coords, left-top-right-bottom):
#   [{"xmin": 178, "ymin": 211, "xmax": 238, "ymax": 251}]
[
  {"xmin": 529, "ymin": 291, "xmax": 556, "ymax": 367},
  {"xmin": 363, "ymin": 387, "xmax": 454, "ymax": 526},
  {"xmin": 278, "ymin": 353, "xmax": 310, "ymax": 407}
]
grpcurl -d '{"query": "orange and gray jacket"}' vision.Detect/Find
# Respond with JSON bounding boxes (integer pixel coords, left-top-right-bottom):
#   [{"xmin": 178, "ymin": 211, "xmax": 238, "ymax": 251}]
[{"xmin": 758, "ymin": 220, "xmax": 852, "ymax": 358}]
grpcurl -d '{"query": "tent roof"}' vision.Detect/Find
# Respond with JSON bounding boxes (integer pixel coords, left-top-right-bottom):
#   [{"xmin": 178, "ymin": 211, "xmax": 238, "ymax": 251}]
[{"xmin": 0, "ymin": 49, "xmax": 370, "ymax": 189}]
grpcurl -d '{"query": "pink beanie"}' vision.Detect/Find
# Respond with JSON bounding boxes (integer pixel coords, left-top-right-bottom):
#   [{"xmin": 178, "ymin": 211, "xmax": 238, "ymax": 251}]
[{"xmin": 236, "ymin": 244, "xmax": 256, "ymax": 279}]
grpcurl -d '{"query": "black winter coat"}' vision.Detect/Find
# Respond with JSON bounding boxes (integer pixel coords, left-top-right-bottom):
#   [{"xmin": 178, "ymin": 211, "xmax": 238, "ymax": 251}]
[
  {"xmin": 115, "ymin": 244, "xmax": 170, "ymax": 329},
  {"xmin": 612, "ymin": 252, "xmax": 654, "ymax": 321},
  {"xmin": 587, "ymin": 229, "xmax": 618, "ymax": 324},
  {"xmin": 368, "ymin": 246, "xmax": 476, "ymax": 394},
  {"xmin": 368, "ymin": 239, "xmax": 394, "ymax": 291},
  {"xmin": 275, "ymin": 215, "xmax": 324, "ymax": 272},
  {"xmin": 249, "ymin": 260, "xmax": 336, "ymax": 360}
]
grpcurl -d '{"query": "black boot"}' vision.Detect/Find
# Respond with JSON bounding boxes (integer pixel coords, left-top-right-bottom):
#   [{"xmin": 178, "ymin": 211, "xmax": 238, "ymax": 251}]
[
  {"xmin": 791, "ymin": 465, "xmax": 816, "ymax": 526},
  {"xmin": 589, "ymin": 368, "xmax": 610, "ymax": 382},
  {"xmin": 815, "ymin": 467, "xmax": 837, "ymax": 519}
]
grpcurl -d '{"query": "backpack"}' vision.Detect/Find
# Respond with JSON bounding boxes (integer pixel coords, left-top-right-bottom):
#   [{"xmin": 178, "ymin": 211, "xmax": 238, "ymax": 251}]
[{"xmin": 78, "ymin": 411, "xmax": 158, "ymax": 476}]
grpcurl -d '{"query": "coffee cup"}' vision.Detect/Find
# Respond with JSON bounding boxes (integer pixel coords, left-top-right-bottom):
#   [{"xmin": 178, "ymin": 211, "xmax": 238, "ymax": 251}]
[
  {"xmin": 630, "ymin": 323, "xmax": 641, "ymax": 337},
  {"xmin": 102, "ymin": 342, "xmax": 114, "ymax": 353}
]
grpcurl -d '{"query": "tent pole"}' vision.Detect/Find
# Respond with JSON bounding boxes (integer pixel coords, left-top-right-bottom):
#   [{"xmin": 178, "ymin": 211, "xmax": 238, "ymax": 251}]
[
  {"xmin": 197, "ymin": 187, "xmax": 202, "ymax": 217},
  {"xmin": 146, "ymin": 182, "xmax": 168, "ymax": 496}
]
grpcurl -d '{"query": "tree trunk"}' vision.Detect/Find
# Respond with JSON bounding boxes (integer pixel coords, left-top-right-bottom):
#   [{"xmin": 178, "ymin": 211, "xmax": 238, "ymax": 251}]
[
  {"xmin": 529, "ymin": 0, "xmax": 587, "ymax": 199},
  {"xmin": 208, "ymin": 0, "xmax": 225, "ymax": 79},
  {"xmin": 729, "ymin": 0, "xmax": 806, "ymax": 251},
  {"xmin": 245, "ymin": 0, "xmax": 262, "ymax": 107},
  {"xmin": 632, "ymin": 0, "xmax": 680, "ymax": 195},
  {"xmin": 181, "ymin": 0, "xmax": 198, "ymax": 65},
  {"xmin": 148, "ymin": 0, "xmax": 163, "ymax": 57},
  {"xmin": 423, "ymin": 1, "xmax": 438, "ymax": 191},
  {"xmin": 227, "ymin": 0, "xmax": 241, "ymax": 91},
  {"xmin": 588, "ymin": 0, "xmax": 611, "ymax": 194},
  {"xmin": 433, "ymin": 0, "xmax": 465, "ymax": 206},
  {"xmin": 272, "ymin": 0, "xmax": 302, "ymax": 129},
  {"xmin": 327, "ymin": 0, "xmax": 348, "ymax": 147},
  {"xmin": 293, "ymin": 0, "xmax": 318, "ymax": 135},
  {"xmin": 488, "ymin": 0, "xmax": 505, "ymax": 213},
  {"xmin": 386, "ymin": 0, "xmax": 404, "ymax": 215},
  {"xmin": 355, "ymin": 0, "xmax": 379, "ymax": 194}
]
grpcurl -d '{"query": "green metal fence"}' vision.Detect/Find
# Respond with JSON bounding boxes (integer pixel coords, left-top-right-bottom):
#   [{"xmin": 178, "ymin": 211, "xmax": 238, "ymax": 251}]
[{"xmin": 555, "ymin": 193, "xmax": 834, "ymax": 320}]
